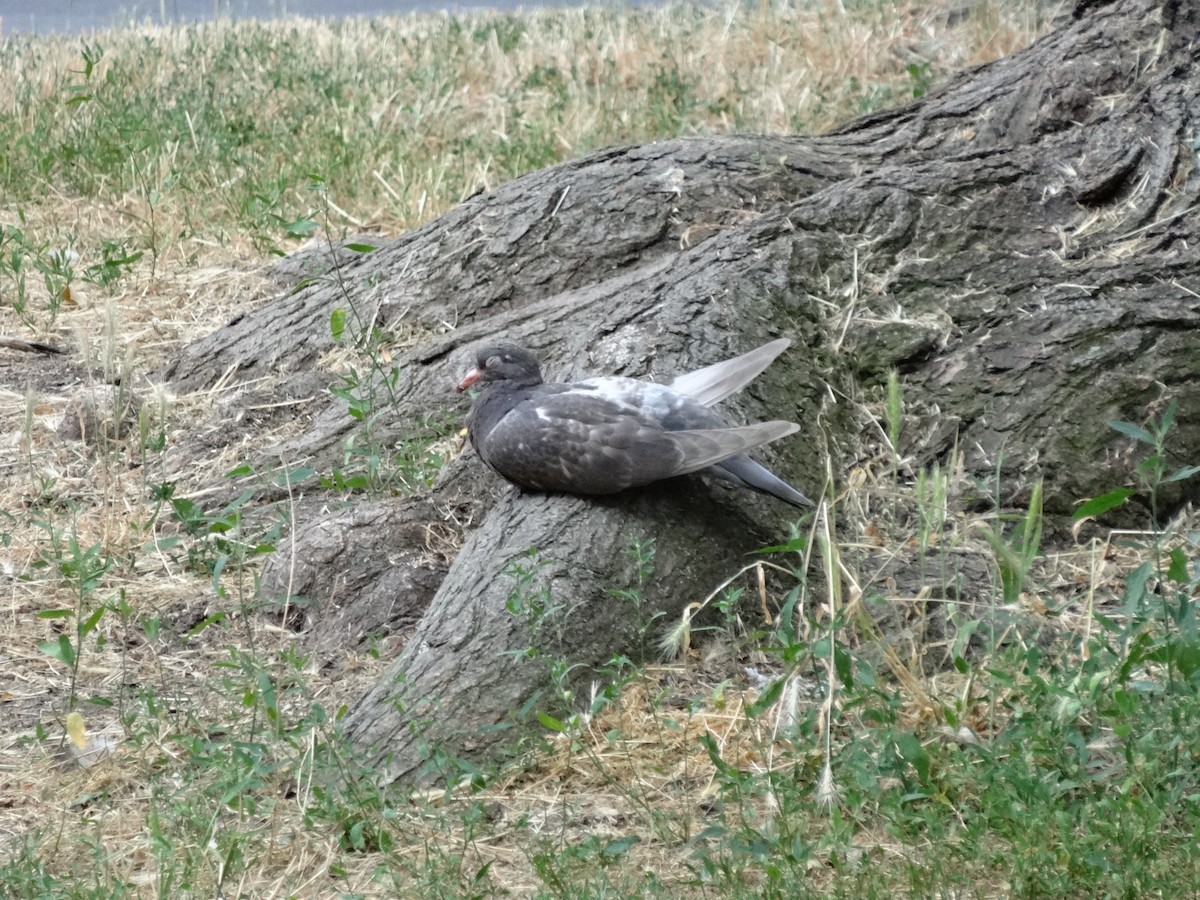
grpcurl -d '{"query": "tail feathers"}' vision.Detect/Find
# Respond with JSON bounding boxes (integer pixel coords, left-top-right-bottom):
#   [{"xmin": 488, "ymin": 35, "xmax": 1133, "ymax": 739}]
[{"xmin": 712, "ymin": 454, "xmax": 813, "ymax": 508}]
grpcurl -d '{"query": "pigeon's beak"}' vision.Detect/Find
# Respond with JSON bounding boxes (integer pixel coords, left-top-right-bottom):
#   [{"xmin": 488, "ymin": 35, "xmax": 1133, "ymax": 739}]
[{"xmin": 456, "ymin": 368, "xmax": 481, "ymax": 393}]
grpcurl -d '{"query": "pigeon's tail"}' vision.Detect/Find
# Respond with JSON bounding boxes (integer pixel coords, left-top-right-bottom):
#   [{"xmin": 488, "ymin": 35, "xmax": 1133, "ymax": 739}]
[{"xmin": 711, "ymin": 454, "xmax": 814, "ymax": 508}]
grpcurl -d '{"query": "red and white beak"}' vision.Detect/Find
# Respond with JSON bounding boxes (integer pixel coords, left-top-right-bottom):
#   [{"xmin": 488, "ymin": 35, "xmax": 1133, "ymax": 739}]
[{"xmin": 456, "ymin": 367, "xmax": 481, "ymax": 392}]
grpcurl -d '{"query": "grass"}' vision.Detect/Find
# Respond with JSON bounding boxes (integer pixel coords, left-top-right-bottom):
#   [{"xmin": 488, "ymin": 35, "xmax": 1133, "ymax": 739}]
[{"xmin": 8, "ymin": 1, "xmax": 1198, "ymax": 898}]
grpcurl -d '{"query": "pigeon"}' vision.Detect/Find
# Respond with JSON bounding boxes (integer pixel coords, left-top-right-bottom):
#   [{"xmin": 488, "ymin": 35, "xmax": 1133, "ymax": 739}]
[{"xmin": 456, "ymin": 339, "xmax": 813, "ymax": 508}]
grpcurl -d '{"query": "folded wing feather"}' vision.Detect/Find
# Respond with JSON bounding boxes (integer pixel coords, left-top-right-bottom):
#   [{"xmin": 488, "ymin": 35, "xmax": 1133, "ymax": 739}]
[
  {"xmin": 668, "ymin": 338, "xmax": 791, "ymax": 407},
  {"xmin": 663, "ymin": 420, "xmax": 799, "ymax": 476}
]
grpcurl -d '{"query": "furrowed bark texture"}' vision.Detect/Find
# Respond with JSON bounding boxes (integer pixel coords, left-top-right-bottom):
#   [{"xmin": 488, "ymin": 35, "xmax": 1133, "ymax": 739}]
[{"xmin": 167, "ymin": 0, "xmax": 1200, "ymax": 782}]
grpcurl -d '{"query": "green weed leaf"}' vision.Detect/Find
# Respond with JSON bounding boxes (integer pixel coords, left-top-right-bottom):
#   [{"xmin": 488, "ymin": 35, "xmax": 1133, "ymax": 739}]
[
  {"xmin": 38, "ymin": 634, "xmax": 75, "ymax": 665},
  {"xmin": 1073, "ymin": 488, "xmax": 1135, "ymax": 520},
  {"xmin": 894, "ymin": 730, "xmax": 930, "ymax": 783},
  {"xmin": 698, "ymin": 732, "xmax": 737, "ymax": 776},
  {"xmin": 536, "ymin": 711, "xmax": 564, "ymax": 732},
  {"xmin": 79, "ymin": 606, "xmax": 106, "ymax": 640},
  {"xmin": 834, "ymin": 643, "xmax": 854, "ymax": 688},
  {"xmin": 330, "ymin": 307, "xmax": 347, "ymax": 343},
  {"xmin": 756, "ymin": 536, "xmax": 808, "ymax": 554},
  {"xmin": 1167, "ymin": 547, "xmax": 1190, "ymax": 584},
  {"xmin": 36, "ymin": 608, "xmax": 75, "ymax": 620},
  {"xmin": 1164, "ymin": 464, "xmax": 1200, "ymax": 484},
  {"xmin": 746, "ymin": 677, "xmax": 785, "ymax": 717},
  {"xmin": 1108, "ymin": 420, "xmax": 1155, "ymax": 444},
  {"xmin": 1122, "ymin": 561, "xmax": 1153, "ymax": 617},
  {"xmin": 601, "ymin": 835, "xmax": 639, "ymax": 858},
  {"xmin": 185, "ymin": 611, "xmax": 226, "ymax": 638},
  {"xmin": 282, "ymin": 217, "xmax": 317, "ymax": 238}
]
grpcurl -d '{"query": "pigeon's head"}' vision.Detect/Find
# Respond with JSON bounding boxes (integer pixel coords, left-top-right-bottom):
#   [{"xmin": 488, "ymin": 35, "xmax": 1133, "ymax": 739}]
[{"xmin": 456, "ymin": 344, "xmax": 544, "ymax": 392}]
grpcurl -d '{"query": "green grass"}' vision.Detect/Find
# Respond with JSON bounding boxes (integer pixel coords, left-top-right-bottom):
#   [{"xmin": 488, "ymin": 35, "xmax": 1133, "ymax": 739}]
[{"xmin": 11, "ymin": 2, "xmax": 1197, "ymax": 898}]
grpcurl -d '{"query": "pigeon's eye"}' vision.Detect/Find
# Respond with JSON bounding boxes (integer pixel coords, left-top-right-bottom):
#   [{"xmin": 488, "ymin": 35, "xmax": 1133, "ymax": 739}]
[{"xmin": 486, "ymin": 355, "xmax": 503, "ymax": 369}]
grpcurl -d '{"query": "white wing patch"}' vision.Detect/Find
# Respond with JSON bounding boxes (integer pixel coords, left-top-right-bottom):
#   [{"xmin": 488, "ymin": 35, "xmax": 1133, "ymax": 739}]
[{"xmin": 574, "ymin": 377, "xmax": 675, "ymax": 418}]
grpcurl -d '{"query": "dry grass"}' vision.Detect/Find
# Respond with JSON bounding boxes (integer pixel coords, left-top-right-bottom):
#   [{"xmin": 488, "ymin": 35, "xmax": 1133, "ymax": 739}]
[{"xmin": 16, "ymin": 2, "xmax": 1191, "ymax": 897}]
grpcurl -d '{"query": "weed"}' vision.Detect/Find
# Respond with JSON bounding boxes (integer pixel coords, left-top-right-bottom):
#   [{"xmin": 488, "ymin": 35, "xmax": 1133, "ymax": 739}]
[
  {"xmin": 907, "ymin": 60, "xmax": 934, "ymax": 98},
  {"xmin": 1086, "ymin": 399, "xmax": 1200, "ymax": 525},
  {"xmin": 914, "ymin": 453, "xmax": 952, "ymax": 551},
  {"xmin": 503, "ymin": 547, "xmax": 577, "ymax": 691},
  {"xmin": 884, "ymin": 368, "xmax": 903, "ymax": 465},
  {"xmin": 30, "ymin": 511, "xmax": 112, "ymax": 712},
  {"xmin": 0, "ymin": 223, "xmax": 75, "ymax": 330},
  {"xmin": 976, "ymin": 477, "xmax": 1044, "ymax": 605},
  {"xmin": 159, "ymin": 483, "xmax": 276, "ymax": 586}
]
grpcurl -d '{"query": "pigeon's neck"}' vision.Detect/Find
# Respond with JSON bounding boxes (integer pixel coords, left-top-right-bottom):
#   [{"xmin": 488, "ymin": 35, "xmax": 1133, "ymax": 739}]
[{"xmin": 469, "ymin": 380, "xmax": 538, "ymax": 446}]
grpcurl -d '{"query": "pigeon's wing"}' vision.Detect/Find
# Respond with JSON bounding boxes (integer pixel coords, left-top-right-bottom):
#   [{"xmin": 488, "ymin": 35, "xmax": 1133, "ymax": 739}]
[
  {"xmin": 477, "ymin": 386, "xmax": 798, "ymax": 495},
  {"xmin": 668, "ymin": 339, "xmax": 791, "ymax": 407},
  {"xmin": 571, "ymin": 376, "xmax": 725, "ymax": 430},
  {"xmin": 663, "ymin": 421, "xmax": 799, "ymax": 476},
  {"xmin": 476, "ymin": 390, "xmax": 685, "ymax": 494}
]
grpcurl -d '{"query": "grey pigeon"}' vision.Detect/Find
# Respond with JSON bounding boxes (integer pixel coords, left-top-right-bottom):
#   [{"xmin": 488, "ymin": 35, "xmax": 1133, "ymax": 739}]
[{"xmin": 456, "ymin": 339, "xmax": 813, "ymax": 507}]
